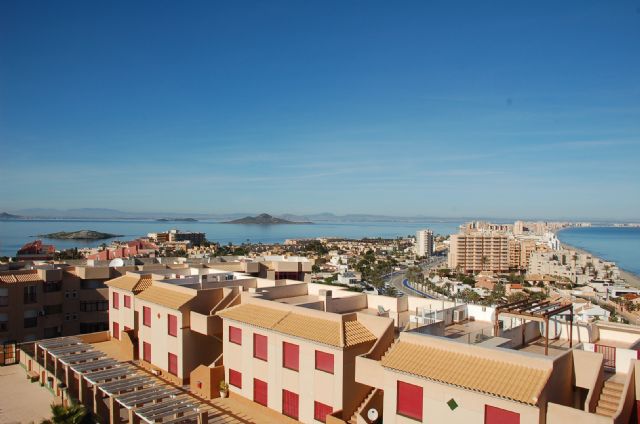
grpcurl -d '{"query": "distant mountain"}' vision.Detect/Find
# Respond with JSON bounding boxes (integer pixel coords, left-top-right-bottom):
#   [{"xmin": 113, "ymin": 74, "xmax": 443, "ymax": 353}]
[
  {"xmin": 0, "ymin": 212, "xmax": 22, "ymax": 220},
  {"xmin": 37, "ymin": 230, "xmax": 124, "ymax": 240},
  {"xmin": 223, "ymin": 213, "xmax": 313, "ymax": 225},
  {"xmin": 156, "ymin": 218, "xmax": 198, "ymax": 222}
]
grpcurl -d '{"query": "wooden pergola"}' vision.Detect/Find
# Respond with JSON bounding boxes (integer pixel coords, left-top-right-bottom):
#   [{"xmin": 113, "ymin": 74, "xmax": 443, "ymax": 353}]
[{"xmin": 494, "ymin": 299, "xmax": 574, "ymax": 356}]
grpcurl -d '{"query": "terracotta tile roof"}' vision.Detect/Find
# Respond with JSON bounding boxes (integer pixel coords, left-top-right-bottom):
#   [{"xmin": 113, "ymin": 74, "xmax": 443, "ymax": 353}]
[
  {"xmin": 344, "ymin": 320, "xmax": 377, "ymax": 347},
  {"xmin": 380, "ymin": 341, "xmax": 550, "ymax": 405},
  {"xmin": 217, "ymin": 303, "xmax": 289, "ymax": 328},
  {"xmin": 276, "ymin": 314, "xmax": 341, "ymax": 347},
  {"xmin": 135, "ymin": 276, "xmax": 153, "ymax": 292},
  {"xmin": 0, "ymin": 271, "xmax": 42, "ymax": 284},
  {"xmin": 136, "ymin": 285, "xmax": 195, "ymax": 310},
  {"xmin": 106, "ymin": 275, "xmax": 152, "ymax": 294},
  {"xmin": 217, "ymin": 303, "xmax": 376, "ymax": 348}
]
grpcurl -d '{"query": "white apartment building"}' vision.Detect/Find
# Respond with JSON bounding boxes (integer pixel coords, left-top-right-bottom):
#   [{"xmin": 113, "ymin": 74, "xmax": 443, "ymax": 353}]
[{"xmin": 415, "ymin": 229, "xmax": 434, "ymax": 258}]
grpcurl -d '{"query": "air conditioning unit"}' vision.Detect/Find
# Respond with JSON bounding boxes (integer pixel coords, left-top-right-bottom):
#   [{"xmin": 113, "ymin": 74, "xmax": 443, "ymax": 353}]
[{"xmin": 453, "ymin": 310, "xmax": 466, "ymax": 323}]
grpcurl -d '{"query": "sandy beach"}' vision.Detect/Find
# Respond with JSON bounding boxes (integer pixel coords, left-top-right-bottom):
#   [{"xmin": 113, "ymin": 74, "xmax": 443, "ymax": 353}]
[{"xmin": 560, "ymin": 241, "xmax": 640, "ymax": 289}]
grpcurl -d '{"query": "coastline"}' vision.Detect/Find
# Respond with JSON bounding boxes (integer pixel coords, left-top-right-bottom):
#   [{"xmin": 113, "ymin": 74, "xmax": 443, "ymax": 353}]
[{"xmin": 559, "ymin": 240, "xmax": 640, "ymax": 289}]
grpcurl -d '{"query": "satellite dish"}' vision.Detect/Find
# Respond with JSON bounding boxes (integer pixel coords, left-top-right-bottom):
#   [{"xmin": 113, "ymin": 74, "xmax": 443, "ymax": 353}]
[
  {"xmin": 367, "ymin": 408, "xmax": 379, "ymax": 422},
  {"xmin": 109, "ymin": 258, "xmax": 125, "ymax": 267}
]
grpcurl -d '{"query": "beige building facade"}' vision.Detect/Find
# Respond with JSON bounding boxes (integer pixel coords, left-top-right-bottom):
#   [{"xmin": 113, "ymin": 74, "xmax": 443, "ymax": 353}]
[{"xmin": 448, "ymin": 233, "xmax": 509, "ymax": 274}]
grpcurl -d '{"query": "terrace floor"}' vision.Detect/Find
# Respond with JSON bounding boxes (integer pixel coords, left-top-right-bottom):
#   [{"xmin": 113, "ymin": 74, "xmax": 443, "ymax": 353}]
[
  {"xmin": 516, "ymin": 338, "xmax": 572, "ymax": 357},
  {"xmin": 0, "ymin": 364, "xmax": 55, "ymax": 424}
]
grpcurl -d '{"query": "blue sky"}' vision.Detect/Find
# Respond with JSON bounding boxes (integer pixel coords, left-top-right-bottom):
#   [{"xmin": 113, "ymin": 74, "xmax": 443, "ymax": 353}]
[{"xmin": 1, "ymin": 1, "xmax": 639, "ymax": 220}]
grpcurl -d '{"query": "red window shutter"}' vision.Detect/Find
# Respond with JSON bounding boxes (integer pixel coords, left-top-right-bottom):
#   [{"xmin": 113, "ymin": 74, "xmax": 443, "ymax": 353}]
[
  {"xmin": 143, "ymin": 306, "xmax": 151, "ymax": 327},
  {"xmin": 397, "ymin": 381, "xmax": 423, "ymax": 421},
  {"xmin": 253, "ymin": 334, "xmax": 268, "ymax": 361},
  {"xmin": 168, "ymin": 314, "xmax": 178, "ymax": 337},
  {"xmin": 168, "ymin": 352, "xmax": 178, "ymax": 376},
  {"xmin": 229, "ymin": 326, "xmax": 242, "ymax": 345},
  {"xmin": 315, "ymin": 350, "xmax": 334, "ymax": 374},
  {"xmin": 314, "ymin": 401, "xmax": 333, "ymax": 423},
  {"xmin": 113, "ymin": 292, "xmax": 119, "ymax": 309},
  {"xmin": 253, "ymin": 378, "xmax": 268, "ymax": 406},
  {"xmin": 485, "ymin": 405, "xmax": 520, "ymax": 424},
  {"xmin": 143, "ymin": 342, "xmax": 151, "ymax": 362},
  {"xmin": 124, "ymin": 295, "xmax": 131, "ymax": 308},
  {"xmin": 229, "ymin": 369, "xmax": 242, "ymax": 388},
  {"xmin": 124, "ymin": 326, "xmax": 131, "ymax": 332},
  {"xmin": 282, "ymin": 389, "xmax": 299, "ymax": 420},
  {"xmin": 283, "ymin": 342, "xmax": 299, "ymax": 371},
  {"xmin": 112, "ymin": 322, "xmax": 120, "ymax": 340}
]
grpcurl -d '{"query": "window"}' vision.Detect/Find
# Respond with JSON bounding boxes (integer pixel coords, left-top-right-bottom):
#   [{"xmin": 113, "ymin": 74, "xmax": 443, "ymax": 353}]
[
  {"xmin": 124, "ymin": 295, "xmax": 131, "ymax": 308},
  {"xmin": 397, "ymin": 381, "xmax": 423, "ymax": 421},
  {"xmin": 283, "ymin": 342, "xmax": 299, "ymax": 371},
  {"xmin": 143, "ymin": 306, "xmax": 151, "ymax": 327},
  {"xmin": 0, "ymin": 313, "xmax": 8, "ymax": 332},
  {"xmin": 43, "ymin": 282, "xmax": 62, "ymax": 292},
  {"xmin": 253, "ymin": 379, "xmax": 268, "ymax": 406},
  {"xmin": 315, "ymin": 350, "xmax": 334, "ymax": 374},
  {"xmin": 23, "ymin": 286, "xmax": 37, "ymax": 304},
  {"xmin": 44, "ymin": 326, "xmax": 61, "ymax": 338},
  {"xmin": 80, "ymin": 300, "xmax": 109, "ymax": 312},
  {"xmin": 168, "ymin": 314, "xmax": 178, "ymax": 337},
  {"xmin": 43, "ymin": 304, "xmax": 62, "ymax": 315},
  {"xmin": 80, "ymin": 279, "xmax": 106, "ymax": 289},
  {"xmin": 485, "ymin": 405, "xmax": 520, "ymax": 424},
  {"xmin": 113, "ymin": 322, "xmax": 120, "ymax": 340},
  {"xmin": 253, "ymin": 334, "xmax": 268, "ymax": 361},
  {"xmin": 314, "ymin": 401, "xmax": 333, "ymax": 423},
  {"xmin": 168, "ymin": 352, "xmax": 178, "ymax": 376},
  {"xmin": 24, "ymin": 310, "xmax": 38, "ymax": 328},
  {"xmin": 229, "ymin": 326, "xmax": 242, "ymax": 345},
  {"xmin": 0, "ymin": 288, "xmax": 8, "ymax": 306},
  {"xmin": 112, "ymin": 292, "xmax": 119, "ymax": 309},
  {"xmin": 143, "ymin": 342, "xmax": 151, "ymax": 362},
  {"xmin": 229, "ymin": 369, "xmax": 242, "ymax": 388},
  {"xmin": 282, "ymin": 390, "xmax": 299, "ymax": 420},
  {"xmin": 80, "ymin": 322, "xmax": 108, "ymax": 333}
]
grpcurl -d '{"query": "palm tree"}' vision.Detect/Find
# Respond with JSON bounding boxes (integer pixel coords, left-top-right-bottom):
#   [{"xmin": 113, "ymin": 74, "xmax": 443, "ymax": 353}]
[
  {"xmin": 41, "ymin": 403, "xmax": 91, "ymax": 424},
  {"xmin": 480, "ymin": 256, "xmax": 489, "ymax": 273}
]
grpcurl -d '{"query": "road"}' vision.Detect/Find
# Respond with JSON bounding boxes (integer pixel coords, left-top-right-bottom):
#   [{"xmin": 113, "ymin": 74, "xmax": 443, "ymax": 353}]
[{"xmin": 385, "ymin": 255, "xmax": 447, "ymax": 298}]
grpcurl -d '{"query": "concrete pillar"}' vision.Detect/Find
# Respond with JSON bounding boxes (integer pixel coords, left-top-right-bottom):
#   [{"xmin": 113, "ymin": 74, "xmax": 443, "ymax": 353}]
[
  {"xmin": 65, "ymin": 365, "xmax": 70, "ymax": 389},
  {"xmin": 197, "ymin": 410, "xmax": 208, "ymax": 424},
  {"xmin": 109, "ymin": 396, "xmax": 120, "ymax": 424},
  {"xmin": 128, "ymin": 408, "xmax": 141, "ymax": 424},
  {"xmin": 78, "ymin": 376, "xmax": 87, "ymax": 404},
  {"xmin": 92, "ymin": 385, "xmax": 99, "ymax": 414}
]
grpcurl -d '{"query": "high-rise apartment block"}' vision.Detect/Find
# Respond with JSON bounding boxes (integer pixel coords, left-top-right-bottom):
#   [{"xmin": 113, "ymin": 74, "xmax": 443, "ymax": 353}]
[
  {"xmin": 415, "ymin": 229, "xmax": 434, "ymax": 257},
  {"xmin": 448, "ymin": 233, "xmax": 509, "ymax": 273}
]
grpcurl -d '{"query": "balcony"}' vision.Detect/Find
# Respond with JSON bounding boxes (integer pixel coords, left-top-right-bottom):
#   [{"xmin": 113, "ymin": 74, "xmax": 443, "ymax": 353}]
[{"xmin": 189, "ymin": 312, "xmax": 222, "ymax": 337}]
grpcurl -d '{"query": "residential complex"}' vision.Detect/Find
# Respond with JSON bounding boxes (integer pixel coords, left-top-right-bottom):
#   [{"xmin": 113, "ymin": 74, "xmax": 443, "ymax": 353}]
[
  {"xmin": 415, "ymin": 229, "xmax": 434, "ymax": 258},
  {"xmin": 0, "ymin": 263, "xmax": 134, "ymax": 347},
  {"xmin": 147, "ymin": 229, "xmax": 206, "ymax": 246},
  {"xmin": 15, "ymin": 254, "xmax": 640, "ymax": 424}
]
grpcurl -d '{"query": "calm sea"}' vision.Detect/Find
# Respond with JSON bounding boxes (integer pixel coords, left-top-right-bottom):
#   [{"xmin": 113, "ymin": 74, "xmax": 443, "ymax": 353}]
[
  {"xmin": 557, "ymin": 227, "xmax": 640, "ymax": 276},
  {"xmin": 0, "ymin": 219, "xmax": 461, "ymax": 257}
]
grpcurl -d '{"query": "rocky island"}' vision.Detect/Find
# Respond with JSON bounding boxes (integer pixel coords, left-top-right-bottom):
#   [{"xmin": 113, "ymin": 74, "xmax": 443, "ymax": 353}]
[
  {"xmin": 37, "ymin": 230, "xmax": 124, "ymax": 240},
  {"xmin": 0, "ymin": 212, "xmax": 22, "ymax": 220},
  {"xmin": 223, "ymin": 213, "xmax": 312, "ymax": 225}
]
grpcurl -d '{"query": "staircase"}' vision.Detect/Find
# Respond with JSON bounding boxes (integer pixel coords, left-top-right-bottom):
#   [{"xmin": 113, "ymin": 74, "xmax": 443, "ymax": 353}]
[
  {"xmin": 348, "ymin": 389, "xmax": 376, "ymax": 424},
  {"xmin": 595, "ymin": 379, "xmax": 624, "ymax": 417}
]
